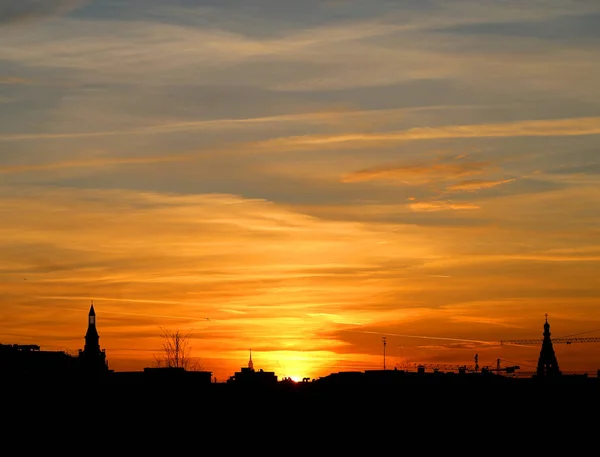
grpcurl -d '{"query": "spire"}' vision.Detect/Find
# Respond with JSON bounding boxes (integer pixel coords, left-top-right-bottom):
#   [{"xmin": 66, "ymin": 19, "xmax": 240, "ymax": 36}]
[
  {"xmin": 248, "ymin": 349, "xmax": 254, "ymax": 371},
  {"xmin": 78, "ymin": 301, "xmax": 108, "ymax": 373},
  {"xmin": 84, "ymin": 300, "xmax": 100, "ymax": 355},
  {"xmin": 536, "ymin": 314, "xmax": 561, "ymax": 376}
]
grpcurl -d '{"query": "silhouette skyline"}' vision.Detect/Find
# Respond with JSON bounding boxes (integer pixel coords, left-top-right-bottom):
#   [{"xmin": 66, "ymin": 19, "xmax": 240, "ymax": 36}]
[
  {"xmin": 1, "ymin": 303, "xmax": 599, "ymax": 384},
  {"xmin": 1, "ymin": 1, "xmax": 600, "ymax": 382}
]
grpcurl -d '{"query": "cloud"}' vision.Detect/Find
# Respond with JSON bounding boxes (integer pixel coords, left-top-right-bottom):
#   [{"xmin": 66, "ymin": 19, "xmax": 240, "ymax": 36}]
[
  {"xmin": 0, "ymin": 0, "xmax": 86, "ymax": 26},
  {"xmin": 0, "ymin": 154, "xmax": 199, "ymax": 174},
  {"xmin": 0, "ymin": 76, "xmax": 30, "ymax": 84},
  {"xmin": 265, "ymin": 117, "xmax": 600, "ymax": 149},
  {"xmin": 0, "ymin": 107, "xmax": 372, "ymax": 142},
  {"xmin": 408, "ymin": 201, "xmax": 480, "ymax": 212},
  {"xmin": 446, "ymin": 178, "xmax": 516, "ymax": 192},
  {"xmin": 2, "ymin": 6, "xmax": 598, "ymax": 98},
  {"xmin": 0, "ymin": 105, "xmax": 495, "ymax": 143},
  {"xmin": 342, "ymin": 160, "xmax": 489, "ymax": 184},
  {"xmin": 433, "ymin": 13, "xmax": 600, "ymax": 42}
]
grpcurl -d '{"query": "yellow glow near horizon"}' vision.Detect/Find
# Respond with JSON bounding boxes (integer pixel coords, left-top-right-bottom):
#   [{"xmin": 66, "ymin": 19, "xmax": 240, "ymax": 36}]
[{"xmin": 1, "ymin": 1, "xmax": 600, "ymax": 380}]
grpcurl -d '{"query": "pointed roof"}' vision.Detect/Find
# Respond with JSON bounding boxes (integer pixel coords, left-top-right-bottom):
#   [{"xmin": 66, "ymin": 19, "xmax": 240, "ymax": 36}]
[
  {"xmin": 537, "ymin": 314, "xmax": 561, "ymax": 376},
  {"xmin": 89, "ymin": 301, "xmax": 95, "ymax": 316}
]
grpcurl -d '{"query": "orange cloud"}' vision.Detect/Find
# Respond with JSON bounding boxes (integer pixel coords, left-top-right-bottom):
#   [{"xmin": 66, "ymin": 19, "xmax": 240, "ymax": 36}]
[
  {"xmin": 408, "ymin": 200, "xmax": 480, "ymax": 212},
  {"xmin": 262, "ymin": 117, "xmax": 600, "ymax": 150},
  {"xmin": 342, "ymin": 161, "xmax": 489, "ymax": 184},
  {"xmin": 446, "ymin": 178, "xmax": 516, "ymax": 192},
  {"xmin": 0, "ymin": 154, "xmax": 198, "ymax": 174},
  {"xmin": 3, "ymin": 115, "xmax": 600, "ymax": 145},
  {"xmin": 0, "ymin": 0, "xmax": 87, "ymax": 26},
  {"xmin": 0, "ymin": 76, "xmax": 30, "ymax": 84},
  {"xmin": 2, "ymin": 184, "xmax": 600, "ymax": 378}
]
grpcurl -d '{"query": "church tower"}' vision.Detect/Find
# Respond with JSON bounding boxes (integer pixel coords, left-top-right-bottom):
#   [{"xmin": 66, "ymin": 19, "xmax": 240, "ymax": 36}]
[
  {"xmin": 248, "ymin": 349, "xmax": 254, "ymax": 371},
  {"xmin": 84, "ymin": 302, "xmax": 100, "ymax": 355},
  {"xmin": 536, "ymin": 314, "xmax": 561, "ymax": 376},
  {"xmin": 79, "ymin": 301, "xmax": 108, "ymax": 373}
]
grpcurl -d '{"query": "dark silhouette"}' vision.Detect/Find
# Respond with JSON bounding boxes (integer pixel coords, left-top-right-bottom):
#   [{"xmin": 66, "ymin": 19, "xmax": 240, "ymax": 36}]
[
  {"xmin": 226, "ymin": 349, "xmax": 278, "ymax": 385},
  {"xmin": 77, "ymin": 302, "xmax": 109, "ymax": 375},
  {"xmin": 153, "ymin": 327, "xmax": 201, "ymax": 371},
  {"xmin": 536, "ymin": 313, "xmax": 561, "ymax": 377},
  {"xmin": 1, "ymin": 308, "xmax": 598, "ymax": 392}
]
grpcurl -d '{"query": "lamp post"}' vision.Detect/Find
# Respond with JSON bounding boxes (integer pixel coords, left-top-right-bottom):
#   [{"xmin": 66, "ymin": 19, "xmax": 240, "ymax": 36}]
[{"xmin": 382, "ymin": 336, "xmax": 387, "ymax": 370}]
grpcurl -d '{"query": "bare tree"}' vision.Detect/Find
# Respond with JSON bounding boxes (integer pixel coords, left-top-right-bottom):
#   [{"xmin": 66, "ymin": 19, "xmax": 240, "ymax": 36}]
[{"xmin": 154, "ymin": 327, "xmax": 202, "ymax": 371}]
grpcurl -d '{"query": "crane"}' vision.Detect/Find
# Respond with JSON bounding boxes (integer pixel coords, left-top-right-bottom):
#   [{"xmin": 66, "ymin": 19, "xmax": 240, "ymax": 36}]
[
  {"xmin": 500, "ymin": 336, "xmax": 600, "ymax": 345},
  {"xmin": 397, "ymin": 355, "xmax": 519, "ymax": 376},
  {"xmin": 501, "ymin": 320, "xmax": 600, "ymax": 346},
  {"xmin": 501, "ymin": 336, "xmax": 600, "ymax": 345},
  {"xmin": 398, "ymin": 363, "xmax": 474, "ymax": 373},
  {"xmin": 480, "ymin": 358, "xmax": 520, "ymax": 375}
]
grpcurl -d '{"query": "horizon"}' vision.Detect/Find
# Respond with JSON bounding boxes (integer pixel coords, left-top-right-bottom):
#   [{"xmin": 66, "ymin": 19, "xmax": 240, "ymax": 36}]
[
  {"xmin": 2, "ymin": 303, "xmax": 599, "ymax": 381},
  {"xmin": 1, "ymin": 0, "xmax": 600, "ymax": 382}
]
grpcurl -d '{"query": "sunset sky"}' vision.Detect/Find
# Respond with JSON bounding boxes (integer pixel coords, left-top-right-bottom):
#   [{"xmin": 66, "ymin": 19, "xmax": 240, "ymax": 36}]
[{"xmin": 1, "ymin": 0, "xmax": 600, "ymax": 381}]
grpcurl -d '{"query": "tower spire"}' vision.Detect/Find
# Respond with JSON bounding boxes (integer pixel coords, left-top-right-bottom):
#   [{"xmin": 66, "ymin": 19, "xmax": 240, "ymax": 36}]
[
  {"xmin": 84, "ymin": 301, "xmax": 100, "ymax": 354},
  {"xmin": 248, "ymin": 349, "xmax": 254, "ymax": 371},
  {"xmin": 536, "ymin": 314, "xmax": 561, "ymax": 376},
  {"xmin": 79, "ymin": 301, "xmax": 108, "ymax": 373}
]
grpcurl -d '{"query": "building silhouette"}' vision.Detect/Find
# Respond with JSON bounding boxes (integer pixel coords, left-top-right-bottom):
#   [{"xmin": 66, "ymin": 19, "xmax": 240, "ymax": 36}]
[
  {"xmin": 536, "ymin": 314, "xmax": 561, "ymax": 377},
  {"xmin": 1, "ymin": 308, "xmax": 598, "ymax": 387},
  {"xmin": 227, "ymin": 349, "xmax": 277, "ymax": 385},
  {"xmin": 0, "ymin": 303, "xmax": 109, "ymax": 380},
  {"xmin": 78, "ymin": 302, "xmax": 109, "ymax": 375}
]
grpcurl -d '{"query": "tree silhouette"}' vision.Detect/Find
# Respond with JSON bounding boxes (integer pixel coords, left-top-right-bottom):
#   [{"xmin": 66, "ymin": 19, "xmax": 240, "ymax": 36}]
[{"xmin": 154, "ymin": 327, "xmax": 202, "ymax": 371}]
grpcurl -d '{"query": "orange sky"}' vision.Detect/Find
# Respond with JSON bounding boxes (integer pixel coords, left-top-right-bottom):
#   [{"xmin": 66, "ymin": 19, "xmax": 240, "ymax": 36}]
[{"xmin": 1, "ymin": 0, "xmax": 600, "ymax": 381}]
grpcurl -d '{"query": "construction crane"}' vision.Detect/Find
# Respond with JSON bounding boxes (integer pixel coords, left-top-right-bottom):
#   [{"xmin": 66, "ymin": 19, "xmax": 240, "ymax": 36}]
[
  {"xmin": 481, "ymin": 358, "xmax": 520, "ymax": 375},
  {"xmin": 398, "ymin": 363, "xmax": 474, "ymax": 373},
  {"xmin": 501, "ymin": 320, "xmax": 600, "ymax": 346},
  {"xmin": 397, "ymin": 355, "xmax": 481, "ymax": 373},
  {"xmin": 501, "ymin": 336, "xmax": 600, "ymax": 345},
  {"xmin": 397, "ymin": 355, "xmax": 518, "ymax": 376}
]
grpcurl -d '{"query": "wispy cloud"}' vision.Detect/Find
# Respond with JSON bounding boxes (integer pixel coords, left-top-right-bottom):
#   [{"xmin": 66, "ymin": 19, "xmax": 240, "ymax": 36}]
[
  {"xmin": 0, "ymin": 76, "xmax": 30, "ymax": 84},
  {"xmin": 342, "ymin": 160, "xmax": 489, "ymax": 184},
  {"xmin": 2, "ymin": 0, "xmax": 600, "ymax": 378},
  {"xmin": 408, "ymin": 201, "xmax": 480, "ymax": 212},
  {"xmin": 446, "ymin": 178, "xmax": 516, "ymax": 192},
  {"xmin": 264, "ymin": 117, "xmax": 600, "ymax": 149},
  {"xmin": 0, "ymin": 107, "xmax": 372, "ymax": 142},
  {"xmin": 0, "ymin": 0, "xmax": 86, "ymax": 26},
  {"xmin": 0, "ymin": 105, "xmax": 478, "ymax": 143},
  {"xmin": 0, "ymin": 154, "xmax": 198, "ymax": 174}
]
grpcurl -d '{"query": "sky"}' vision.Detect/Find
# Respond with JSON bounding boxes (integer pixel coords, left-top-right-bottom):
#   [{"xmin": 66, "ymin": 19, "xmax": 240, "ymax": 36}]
[{"xmin": 1, "ymin": 0, "xmax": 600, "ymax": 382}]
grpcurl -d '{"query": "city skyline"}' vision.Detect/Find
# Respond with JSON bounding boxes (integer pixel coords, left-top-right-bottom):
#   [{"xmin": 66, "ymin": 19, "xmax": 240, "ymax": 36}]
[
  {"xmin": 3, "ymin": 301, "xmax": 599, "ymax": 381},
  {"xmin": 1, "ymin": 0, "xmax": 600, "ymax": 381}
]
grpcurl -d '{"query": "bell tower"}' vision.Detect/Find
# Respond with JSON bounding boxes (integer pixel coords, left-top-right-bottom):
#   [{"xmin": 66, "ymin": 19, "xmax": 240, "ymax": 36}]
[
  {"xmin": 79, "ymin": 301, "xmax": 108, "ymax": 373},
  {"xmin": 248, "ymin": 349, "xmax": 254, "ymax": 371},
  {"xmin": 536, "ymin": 314, "xmax": 561, "ymax": 376},
  {"xmin": 84, "ymin": 302, "xmax": 101, "ymax": 355}
]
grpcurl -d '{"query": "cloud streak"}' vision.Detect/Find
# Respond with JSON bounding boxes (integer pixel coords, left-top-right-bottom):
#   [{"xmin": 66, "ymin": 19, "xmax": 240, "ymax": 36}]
[
  {"xmin": 408, "ymin": 201, "xmax": 481, "ymax": 212},
  {"xmin": 2, "ymin": 0, "xmax": 600, "ymax": 379},
  {"xmin": 4, "ymin": 115, "xmax": 598, "ymax": 149},
  {"xmin": 446, "ymin": 178, "xmax": 516, "ymax": 192},
  {"xmin": 0, "ymin": 154, "xmax": 198, "ymax": 174},
  {"xmin": 0, "ymin": 0, "xmax": 86, "ymax": 26},
  {"xmin": 263, "ymin": 117, "xmax": 600, "ymax": 149},
  {"xmin": 0, "ymin": 77, "xmax": 31, "ymax": 84},
  {"xmin": 342, "ymin": 160, "xmax": 489, "ymax": 184}
]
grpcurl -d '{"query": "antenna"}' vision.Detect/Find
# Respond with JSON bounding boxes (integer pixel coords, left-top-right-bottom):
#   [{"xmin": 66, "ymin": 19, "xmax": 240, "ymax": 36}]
[
  {"xmin": 382, "ymin": 336, "xmax": 387, "ymax": 370},
  {"xmin": 248, "ymin": 348, "xmax": 254, "ymax": 371}
]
